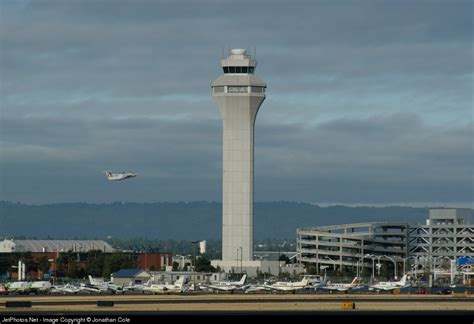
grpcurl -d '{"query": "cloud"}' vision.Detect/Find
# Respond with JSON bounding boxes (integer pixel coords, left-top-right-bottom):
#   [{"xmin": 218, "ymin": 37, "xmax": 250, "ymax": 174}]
[{"xmin": 0, "ymin": 0, "xmax": 472, "ymax": 204}]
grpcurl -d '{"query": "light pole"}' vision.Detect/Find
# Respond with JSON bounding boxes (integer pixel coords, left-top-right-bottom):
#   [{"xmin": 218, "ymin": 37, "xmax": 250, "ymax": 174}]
[
  {"xmin": 191, "ymin": 241, "xmax": 199, "ymax": 286},
  {"xmin": 236, "ymin": 247, "xmax": 243, "ymax": 275},
  {"xmin": 320, "ymin": 265, "xmax": 329, "ymax": 280},
  {"xmin": 405, "ymin": 256, "xmax": 419, "ymax": 277},
  {"xmin": 323, "ymin": 256, "xmax": 337, "ymax": 272},
  {"xmin": 239, "ymin": 247, "xmax": 243, "ymax": 274},
  {"xmin": 376, "ymin": 256, "xmax": 382, "ymax": 276},
  {"xmin": 365, "ymin": 254, "xmax": 376, "ymax": 282},
  {"xmin": 383, "ymin": 255, "xmax": 397, "ymax": 279}
]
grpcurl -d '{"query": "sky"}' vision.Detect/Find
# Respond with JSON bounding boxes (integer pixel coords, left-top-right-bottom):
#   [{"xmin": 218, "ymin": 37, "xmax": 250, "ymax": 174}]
[{"xmin": 1, "ymin": 0, "xmax": 472, "ymax": 206}]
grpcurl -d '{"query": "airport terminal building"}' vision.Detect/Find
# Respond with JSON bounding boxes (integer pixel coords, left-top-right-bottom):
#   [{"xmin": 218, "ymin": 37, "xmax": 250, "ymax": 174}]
[{"xmin": 297, "ymin": 209, "xmax": 473, "ymax": 275}]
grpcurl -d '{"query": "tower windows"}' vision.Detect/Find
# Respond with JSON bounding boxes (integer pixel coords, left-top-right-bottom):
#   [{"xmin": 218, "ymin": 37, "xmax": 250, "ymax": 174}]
[
  {"xmin": 214, "ymin": 86, "xmax": 265, "ymax": 94},
  {"xmin": 227, "ymin": 86, "xmax": 249, "ymax": 93},
  {"xmin": 222, "ymin": 66, "xmax": 254, "ymax": 74}
]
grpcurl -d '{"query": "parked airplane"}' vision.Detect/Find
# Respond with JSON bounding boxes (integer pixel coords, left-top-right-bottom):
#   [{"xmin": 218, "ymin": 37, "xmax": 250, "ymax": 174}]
[
  {"xmin": 142, "ymin": 276, "xmax": 190, "ymax": 294},
  {"xmin": 50, "ymin": 283, "xmax": 82, "ymax": 295},
  {"xmin": 200, "ymin": 274, "xmax": 248, "ymax": 293},
  {"xmin": 123, "ymin": 280, "xmax": 152, "ymax": 292},
  {"xmin": 369, "ymin": 275, "xmax": 408, "ymax": 291},
  {"xmin": 81, "ymin": 275, "xmax": 123, "ymax": 294},
  {"xmin": 104, "ymin": 171, "xmax": 137, "ymax": 181},
  {"xmin": 320, "ymin": 277, "xmax": 359, "ymax": 293},
  {"xmin": 264, "ymin": 277, "xmax": 310, "ymax": 293}
]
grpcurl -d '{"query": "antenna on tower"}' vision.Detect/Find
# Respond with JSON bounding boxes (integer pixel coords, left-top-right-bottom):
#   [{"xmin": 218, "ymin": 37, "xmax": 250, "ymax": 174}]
[{"xmin": 221, "ymin": 46, "xmax": 224, "ymax": 59}]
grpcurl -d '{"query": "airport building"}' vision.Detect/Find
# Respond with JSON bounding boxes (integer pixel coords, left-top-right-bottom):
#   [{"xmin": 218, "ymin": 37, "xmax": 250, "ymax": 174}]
[
  {"xmin": 409, "ymin": 209, "xmax": 473, "ymax": 259},
  {"xmin": 0, "ymin": 239, "xmax": 115, "ymax": 253},
  {"xmin": 0, "ymin": 239, "xmax": 173, "ymax": 280},
  {"xmin": 297, "ymin": 208, "xmax": 473, "ymax": 276},
  {"xmin": 297, "ymin": 223, "xmax": 408, "ymax": 274}
]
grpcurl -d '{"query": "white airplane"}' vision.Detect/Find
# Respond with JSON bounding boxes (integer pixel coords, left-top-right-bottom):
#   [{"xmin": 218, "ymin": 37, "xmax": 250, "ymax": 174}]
[
  {"xmin": 123, "ymin": 280, "xmax": 152, "ymax": 292},
  {"xmin": 264, "ymin": 277, "xmax": 310, "ymax": 293},
  {"xmin": 50, "ymin": 283, "xmax": 82, "ymax": 295},
  {"xmin": 200, "ymin": 274, "xmax": 248, "ymax": 293},
  {"xmin": 104, "ymin": 171, "xmax": 137, "ymax": 181},
  {"xmin": 369, "ymin": 275, "xmax": 408, "ymax": 291},
  {"xmin": 81, "ymin": 275, "xmax": 123, "ymax": 294},
  {"xmin": 142, "ymin": 276, "xmax": 190, "ymax": 294},
  {"xmin": 320, "ymin": 277, "xmax": 359, "ymax": 293}
]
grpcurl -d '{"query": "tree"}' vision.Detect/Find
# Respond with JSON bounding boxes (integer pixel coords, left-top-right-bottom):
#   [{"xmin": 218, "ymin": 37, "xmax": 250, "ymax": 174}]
[
  {"xmin": 37, "ymin": 256, "xmax": 50, "ymax": 278},
  {"xmin": 84, "ymin": 250, "xmax": 105, "ymax": 277},
  {"xmin": 195, "ymin": 254, "xmax": 217, "ymax": 272},
  {"xmin": 305, "ymin": 265, "xmax": 318, "ymax": 275},
  {"xmin": 172, "ymin": 261, "xmax": 180, "ymax": 271},
  {"xmin": 102, "ymin": 253, "xmax": 137, "ymax": 278},
  {"xmin": 278, "ymin": 254, "xmax": 291, "ymax": 263},
  {"xmin": 55, "ymin": 254, "xmax": 69, "ymax": 278}
]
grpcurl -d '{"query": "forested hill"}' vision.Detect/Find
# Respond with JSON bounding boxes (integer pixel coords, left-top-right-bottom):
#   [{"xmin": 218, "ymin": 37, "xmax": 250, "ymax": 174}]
[{"xmin": 0, "ymin": 201, "xmax": 445, "ymax": 240}]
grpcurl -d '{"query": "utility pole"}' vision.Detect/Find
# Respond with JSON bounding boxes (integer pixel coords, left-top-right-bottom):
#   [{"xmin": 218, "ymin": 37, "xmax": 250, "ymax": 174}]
[{"xmin": 191, "ymin": 241, "xmax": 199, "ymax": 287}]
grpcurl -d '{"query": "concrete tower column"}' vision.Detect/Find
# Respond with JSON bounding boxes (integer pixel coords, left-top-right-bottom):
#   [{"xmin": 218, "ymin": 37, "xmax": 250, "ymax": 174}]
[{"xmin": 212, "ymin": 49, "xmax": 266, "ymax": 261}]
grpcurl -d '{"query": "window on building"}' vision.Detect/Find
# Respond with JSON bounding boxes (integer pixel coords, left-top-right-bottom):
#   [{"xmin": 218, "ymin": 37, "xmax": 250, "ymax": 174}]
[
  {"xmin": 223, "ymin": 66, "xmax": 252, "ymax": 74},
  {"xmin": 227, "ymin": 86, "xmax": 248, "ymax": 93},
  {"xmin": 213, "ymin": 86, "xmax": 225, "ymax": 93},
  {"xmin": 251, "ymin": 86, "xmax": 265, "ymax": 93}
]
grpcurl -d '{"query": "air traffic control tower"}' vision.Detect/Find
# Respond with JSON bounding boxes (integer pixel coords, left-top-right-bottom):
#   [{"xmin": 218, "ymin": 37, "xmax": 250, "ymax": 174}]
[{"xmin": 212, "ymin": 49, "xmax": 266, "ymax": 262}]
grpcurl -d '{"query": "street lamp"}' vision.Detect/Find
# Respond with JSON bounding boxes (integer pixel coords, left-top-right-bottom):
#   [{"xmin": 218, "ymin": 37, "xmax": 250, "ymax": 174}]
[
  {"xmin": 191, "ymin": 241, "xmax": 199, "ymax": 286},
  {"xmin": 365, "ymin": 254, "xmax": 377, "ymax": 281},
  {"xmin": 323, "ymin": 256, "xmax": 337, "ymax": 271},
  {"xmin": 382, "ymin": 255, "xmax": 397, "ymax": 279},
  {"xmin": 320, "ymin": 265, "xmax": 329, "ymax": 279},
  {"xmin": 236, "ymin": 247, "xmax": 243, "ymax": 275},
  {"xmin": 376, "ymin": 256, "xmax": 382, "ymax": 276}
]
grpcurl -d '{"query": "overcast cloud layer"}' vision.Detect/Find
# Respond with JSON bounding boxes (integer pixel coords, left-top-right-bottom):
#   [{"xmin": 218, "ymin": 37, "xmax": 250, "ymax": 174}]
[{"xmin": 1, "ymin": 0, "xmax": 472, "ymax": 205}]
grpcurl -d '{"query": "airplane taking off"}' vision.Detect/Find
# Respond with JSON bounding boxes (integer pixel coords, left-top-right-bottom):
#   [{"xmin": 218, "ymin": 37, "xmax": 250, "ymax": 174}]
[
  {"xmin": 104, "ymin": 171, "xmax": 137, "ymax": 181},
  {"xmin": 369, "ymin": 275, "xmax": 408, "ymax": 291}
]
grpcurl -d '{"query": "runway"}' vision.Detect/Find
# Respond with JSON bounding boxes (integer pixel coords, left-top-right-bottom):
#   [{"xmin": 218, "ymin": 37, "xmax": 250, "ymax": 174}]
[{"xmin": 1, "ymin": 294, "xmax": 473, "ymax": 313}]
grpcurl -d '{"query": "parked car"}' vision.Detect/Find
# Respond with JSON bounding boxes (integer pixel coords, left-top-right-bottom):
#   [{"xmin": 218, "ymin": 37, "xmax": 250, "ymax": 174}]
[{"xmin": 438, "ymin": 288, "xmax": 453, "ymax": 295}]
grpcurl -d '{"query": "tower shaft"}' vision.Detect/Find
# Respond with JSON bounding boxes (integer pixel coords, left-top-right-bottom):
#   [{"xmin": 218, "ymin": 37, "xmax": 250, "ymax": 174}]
[{"xmin": 212, "ymin": 49, "xmax": 266, "ymax": 262}]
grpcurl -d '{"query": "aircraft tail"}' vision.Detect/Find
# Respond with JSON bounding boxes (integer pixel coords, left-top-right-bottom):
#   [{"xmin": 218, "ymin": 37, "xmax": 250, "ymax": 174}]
[
  {"xmin": 301, "ymin": 277, "xmax": 310, "ymax": 286},
  {"xmin": 174, "ymin": 276, "xmax": 188, "ymax": 290},
  {"xmin": 237, "ymin": 274, "xmax": 247, "ymax": 286},
  {"xmin": 351, "ymin": 277, "xmax": 358, "ymax": 286},
  {"xmin": 398, "ymin": 275, "xmax": 407, "ymax": 286}
]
